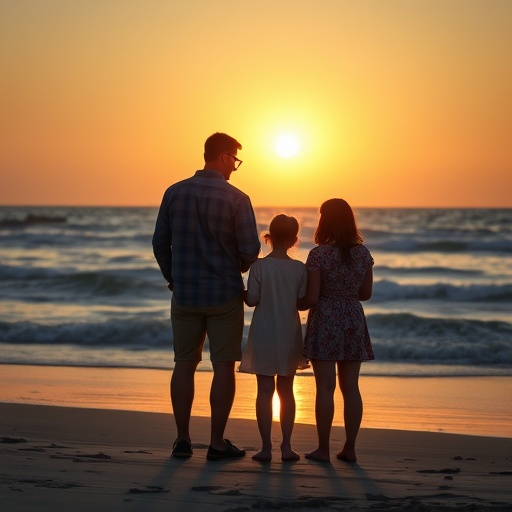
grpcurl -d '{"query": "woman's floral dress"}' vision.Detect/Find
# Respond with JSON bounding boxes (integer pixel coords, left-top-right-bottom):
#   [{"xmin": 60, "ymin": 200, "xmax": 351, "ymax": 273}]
[{"xmin": 304, "ymin": 244, "xmax": 375, "ymax": 361}]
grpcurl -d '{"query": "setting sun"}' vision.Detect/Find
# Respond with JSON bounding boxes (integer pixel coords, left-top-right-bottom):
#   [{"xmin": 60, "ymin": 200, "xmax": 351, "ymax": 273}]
[{"xmin": 275, "ymin": 133, "xmax": 300, "ymax": 158}]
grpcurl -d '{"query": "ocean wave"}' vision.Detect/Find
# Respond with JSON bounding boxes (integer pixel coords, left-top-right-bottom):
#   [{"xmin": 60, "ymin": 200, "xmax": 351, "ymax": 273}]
[
  {"xmin": 262, "ymin": 234, "xmax": 512, "ymax": 254},
  {"xmin": 368, "ymin": 237, "xmax": 512, "ymax": 253},
  {"xmin": 374, "ymin": 280, "xmax": 512, "ymax": 302},
  {"xmin": 0, "ymin": 264, "xmax": 55, "ymax": 281},
  {"xmin": 377, "ymin": 265, "xmax": 483, "ymax": 276},
  {"xmin": 0, "ymin": 318, "xmax": 172, "ymax": 348},
  {"xmin": 1, "ymin": 313, "xmax": 510, "ymax": 367},
  {"xmin": 2, "ymin": 215, "xmax": 511, "ymax": 254},
  {"xmin": 1, "ymin": 266, "xmax": 511, "ymax": 308},
  {"xmin": 368, "ymin": 313, "xmax": 512, "ymax": 365},
  {"xmin": 0, "ymin": 213, "xmax": 66, "ymax": 227},
  {"xmin": 0, "ymin": 265, "xmax": 164, "ymax": 301},
  {"xmin": 51, "ymin": 272, "xmax": 160, "ymax": 298}
]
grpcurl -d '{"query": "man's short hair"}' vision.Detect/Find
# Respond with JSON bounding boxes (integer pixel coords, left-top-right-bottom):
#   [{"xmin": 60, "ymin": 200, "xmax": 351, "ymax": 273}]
[{"xmin": 204, "ymin": 132, "xmax": 242, "ymax": 161}]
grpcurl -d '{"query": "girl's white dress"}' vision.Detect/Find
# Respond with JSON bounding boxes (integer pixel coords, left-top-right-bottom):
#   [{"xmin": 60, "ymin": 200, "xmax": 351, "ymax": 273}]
[{"xmin": 239, "ymin": 257, "xmax": 307, "ymax": 376}]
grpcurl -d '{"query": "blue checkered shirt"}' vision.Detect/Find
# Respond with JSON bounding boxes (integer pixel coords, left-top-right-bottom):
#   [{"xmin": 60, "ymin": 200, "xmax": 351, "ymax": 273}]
[{"xmin": 152, "ymin": 169, "xmax": 260, "ymax": 307}]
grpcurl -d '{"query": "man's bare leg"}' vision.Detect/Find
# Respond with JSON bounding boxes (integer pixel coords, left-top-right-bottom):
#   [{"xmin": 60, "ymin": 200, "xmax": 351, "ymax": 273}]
[
  {"xmin": 209, "ymin": 360, "xmax": 236, "ymax": 450},
  {"xmin": 170, "ymin": 360, "xmax": 199, "ymax": 443}
]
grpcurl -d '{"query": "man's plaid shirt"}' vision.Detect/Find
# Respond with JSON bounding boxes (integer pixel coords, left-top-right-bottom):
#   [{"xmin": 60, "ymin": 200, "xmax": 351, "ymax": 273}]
[{"xmin": 152, "ymin": 169, "xmax": 260, "ymax": 307}]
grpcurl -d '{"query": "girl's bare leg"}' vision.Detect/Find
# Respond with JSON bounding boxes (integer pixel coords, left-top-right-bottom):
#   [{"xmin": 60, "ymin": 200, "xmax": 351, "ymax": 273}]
[
  {"xmin": 305, "ymin": 360, "xmax": 336, "ymax": 462},
  {"xmin": 336, "ymin": 361, "xmax": 362, "ymax": 462},
  {"xmin": 276, "ymin": 374, "xmax": 300, "ymax": 461},
  {"xmin": 253, "ymin": 374, "xmax": 275, "ymax": 461}
]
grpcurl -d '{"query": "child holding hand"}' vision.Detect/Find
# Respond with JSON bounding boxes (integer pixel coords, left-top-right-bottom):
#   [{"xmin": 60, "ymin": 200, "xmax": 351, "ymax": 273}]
[{"xmin": 239, "ymin": 214, "xmax": 307, "ymax": 462}]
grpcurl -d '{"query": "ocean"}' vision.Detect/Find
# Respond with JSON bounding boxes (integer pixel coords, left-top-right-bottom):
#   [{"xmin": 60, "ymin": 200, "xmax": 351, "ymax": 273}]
[{"xmin": 1, "ymin": 205, "xmax": 511, "ymax": 378}]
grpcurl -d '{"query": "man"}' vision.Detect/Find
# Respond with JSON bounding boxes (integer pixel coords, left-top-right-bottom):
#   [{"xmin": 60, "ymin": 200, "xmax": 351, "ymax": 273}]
[{"xmin": 152, "ymin": 132, "xmax": 260, "ymax": 460}]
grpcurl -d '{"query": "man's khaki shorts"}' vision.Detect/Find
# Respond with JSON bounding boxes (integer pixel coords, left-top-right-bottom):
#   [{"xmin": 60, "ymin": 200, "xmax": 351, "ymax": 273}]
[{"xmin": 171, "ymin": 294, "xmax": 244, "ymax": 362}]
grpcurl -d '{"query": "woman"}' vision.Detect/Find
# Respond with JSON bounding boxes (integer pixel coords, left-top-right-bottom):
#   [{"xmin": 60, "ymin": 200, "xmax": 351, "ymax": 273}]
[{"xmin": 298, "ymin": 198, "xmax": 374, "ymax": 462}]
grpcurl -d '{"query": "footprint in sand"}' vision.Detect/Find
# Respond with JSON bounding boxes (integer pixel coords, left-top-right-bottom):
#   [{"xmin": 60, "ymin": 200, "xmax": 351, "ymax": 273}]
[{"xmin": 128, "ymin": 485, "xmax": 169, "ymax": 494}]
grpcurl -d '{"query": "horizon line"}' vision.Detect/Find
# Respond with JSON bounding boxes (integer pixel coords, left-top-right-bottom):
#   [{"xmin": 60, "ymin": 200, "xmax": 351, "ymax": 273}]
[{"xmin": 0, "ymin": 204, "xmax": 511, "ymax": 210}]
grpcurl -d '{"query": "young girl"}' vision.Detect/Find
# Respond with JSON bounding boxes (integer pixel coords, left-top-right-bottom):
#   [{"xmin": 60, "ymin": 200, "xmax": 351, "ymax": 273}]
[
  {"xmin": 239, "ymin": 214, "xmax": 307, "ymax": 462},
  {"xmin": 298, "ymin": 198, "xmax": 374, "ymax": 463}
]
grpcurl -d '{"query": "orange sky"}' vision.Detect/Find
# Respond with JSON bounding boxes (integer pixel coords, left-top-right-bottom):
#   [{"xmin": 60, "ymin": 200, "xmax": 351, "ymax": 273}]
[{"xmin": 1, "ymin": 0, "xmax": 511, "ymax": 208}]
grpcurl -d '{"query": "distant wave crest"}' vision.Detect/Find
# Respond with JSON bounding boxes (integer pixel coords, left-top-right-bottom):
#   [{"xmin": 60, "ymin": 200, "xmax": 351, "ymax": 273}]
[
  {"xmin": 374, "ymin": 280, "xmax": 512, "ymax": 302},
  {"xmin": 0, "ymin": 318, "xmax": 172, "ymax": 348},
  {"xmin": 0, "ymin": 265, "xmax": 163, "ymax": 302}
]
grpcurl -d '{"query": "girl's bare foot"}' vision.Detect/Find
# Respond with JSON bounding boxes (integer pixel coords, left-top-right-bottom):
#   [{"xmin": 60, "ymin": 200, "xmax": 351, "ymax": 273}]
[
  {"xmin": 336, "ymin": 449, "xmax": 357, "ymax": 463},
  {"xmin": 304, "ymin": 448, "xmax": 330, "ymax": 462},
  {"xmin": 252, "ymin": 448, "xmax": 272, "ymax": 462},
  {"xmin": 281, "ymin": 445, "xmax": 300, "ymax": 462}
]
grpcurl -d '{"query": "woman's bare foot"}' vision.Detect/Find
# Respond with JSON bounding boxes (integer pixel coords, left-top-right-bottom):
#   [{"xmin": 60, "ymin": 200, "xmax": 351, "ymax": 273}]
[
  {"xmin": 304, "ymin": 448, "xmax": 330, "ymax": 462},
  {"xmin": 252, "ymin": 448, "xmax": 272, "ymax": 462},
  {"xmin": 336, "ymin": 449, "xmax": 357, "ymax": 463},
  {"xmin": 281, "ymin": 445, "xmax": 300, "ymax": 462}
]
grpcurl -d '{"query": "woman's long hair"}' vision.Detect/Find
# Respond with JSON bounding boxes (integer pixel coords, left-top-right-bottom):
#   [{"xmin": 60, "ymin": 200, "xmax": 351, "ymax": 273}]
[{"xmin": 314, "ymin": 198, "xmax": 363, "ymax": 264}]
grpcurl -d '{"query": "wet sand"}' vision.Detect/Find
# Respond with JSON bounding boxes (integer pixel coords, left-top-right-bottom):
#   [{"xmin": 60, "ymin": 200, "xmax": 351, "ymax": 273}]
[{"xmin": 1, "ymin": 364, "xmax": 511, "ymax": 437}]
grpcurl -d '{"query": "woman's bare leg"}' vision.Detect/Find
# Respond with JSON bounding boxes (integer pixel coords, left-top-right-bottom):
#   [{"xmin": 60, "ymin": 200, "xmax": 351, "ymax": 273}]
[
  {"xmin": 305, "ymin": 360, "xmax": 336, "ymax": 462},
  {"xmin": 337, "ymin": 361, "xmax": 362, "ymax": 462}
]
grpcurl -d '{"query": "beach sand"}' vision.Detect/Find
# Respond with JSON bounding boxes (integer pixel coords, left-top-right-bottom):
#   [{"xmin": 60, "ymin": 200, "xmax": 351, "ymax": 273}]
[{"xmin": 1, "ymin": 402, "xmax": 511, "ymax": 511}]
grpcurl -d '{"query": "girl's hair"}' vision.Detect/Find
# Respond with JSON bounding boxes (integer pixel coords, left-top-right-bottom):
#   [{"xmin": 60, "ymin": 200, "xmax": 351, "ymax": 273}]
[
  {"xmin": 263, "ymin": 214, "xmax": 299, "ymax": 248},
  {"xmin": 314, "ymin": 198, "xmax": 363, "ymax": 264}
]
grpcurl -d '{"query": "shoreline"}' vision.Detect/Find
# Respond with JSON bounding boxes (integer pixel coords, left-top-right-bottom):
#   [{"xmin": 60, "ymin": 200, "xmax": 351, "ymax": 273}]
[
  {"xmin": 3, "ymin": 357, "xmax": 511, "ymax": 377},
  {"xmin": 1, "ymin": 402, "xmax": 511, "ymax": 511},
  {"xmin": 1, "ymin": 363, "xmax": 511, "ymax": 439}
]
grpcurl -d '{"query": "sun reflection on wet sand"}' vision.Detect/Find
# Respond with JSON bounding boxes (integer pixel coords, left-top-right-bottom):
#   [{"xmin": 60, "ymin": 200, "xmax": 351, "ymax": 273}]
[{"xmin": 1, "ymin": 364, "xmax": 511, "ymax": 438}]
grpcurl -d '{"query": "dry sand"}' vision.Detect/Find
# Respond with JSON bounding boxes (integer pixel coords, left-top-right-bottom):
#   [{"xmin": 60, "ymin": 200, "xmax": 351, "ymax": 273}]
[{"xmin": 1, "ymin": 402, "xmax": 511, "ymax": 511}]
